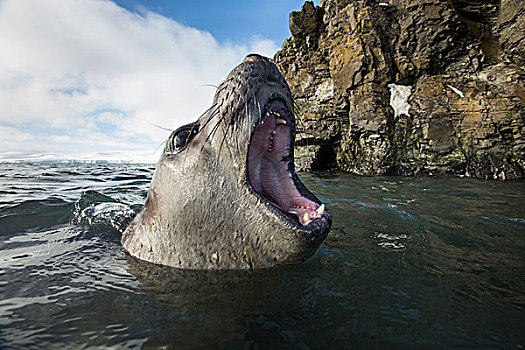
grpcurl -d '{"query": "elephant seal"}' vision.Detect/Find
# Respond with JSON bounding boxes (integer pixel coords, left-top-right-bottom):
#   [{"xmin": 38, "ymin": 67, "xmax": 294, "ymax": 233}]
[{"xmin": 122, "ymin": 54, "xmax": 331, "ymax": 269}]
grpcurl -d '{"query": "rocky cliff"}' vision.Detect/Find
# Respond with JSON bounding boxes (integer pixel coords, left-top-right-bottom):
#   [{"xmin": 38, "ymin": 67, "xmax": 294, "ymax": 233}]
[{"xmin": 274, "ymin": 0, "xmax": 524, "ymax": 180}]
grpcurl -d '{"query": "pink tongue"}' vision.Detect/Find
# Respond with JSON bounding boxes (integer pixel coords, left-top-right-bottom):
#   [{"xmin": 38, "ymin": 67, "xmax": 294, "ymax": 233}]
[{"xmin": 248, "ymin": 112, "xmax": 321, "ymax": 224}]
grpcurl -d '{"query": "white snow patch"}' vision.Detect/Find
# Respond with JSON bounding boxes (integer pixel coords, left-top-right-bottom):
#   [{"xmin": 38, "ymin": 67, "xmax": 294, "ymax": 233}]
[
  {"xmin": 446, "ymin": 84, "xmax": 465, "ymax": 98},
  {"xmin": 379, "ymin": 3, "xmax": 390, "ymax": 7},
  {"xmin": 388, "ymin": 83, "xmax": 412, "ymax": 119}
]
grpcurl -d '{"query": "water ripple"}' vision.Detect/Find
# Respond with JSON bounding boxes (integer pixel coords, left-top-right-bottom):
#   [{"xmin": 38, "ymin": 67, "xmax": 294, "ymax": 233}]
[{"xmin": 0, "ymin": 165, "xmax": 523, "ymax": 349}]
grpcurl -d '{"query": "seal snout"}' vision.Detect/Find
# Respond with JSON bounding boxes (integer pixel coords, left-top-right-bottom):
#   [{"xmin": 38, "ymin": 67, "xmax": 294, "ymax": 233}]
[{"xmin": 243, "ymin": 53, "xmax": 266, "ymax": 64}]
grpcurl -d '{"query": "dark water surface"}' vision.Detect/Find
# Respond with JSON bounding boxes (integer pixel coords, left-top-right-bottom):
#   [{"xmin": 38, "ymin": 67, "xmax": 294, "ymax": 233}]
[{"xmin": 1, "ymin": 162, "xmax": 524, "ymax": 349}]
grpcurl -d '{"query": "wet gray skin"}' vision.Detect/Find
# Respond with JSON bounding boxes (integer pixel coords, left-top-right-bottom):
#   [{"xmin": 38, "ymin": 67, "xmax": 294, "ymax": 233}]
[{"xmin": 122, "ymin": 54, "xmax": 332, "ymax": 269}]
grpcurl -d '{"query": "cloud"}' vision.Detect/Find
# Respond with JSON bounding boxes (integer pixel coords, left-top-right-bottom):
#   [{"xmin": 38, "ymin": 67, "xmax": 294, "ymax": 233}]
[{"xmin": 0, "ymin": 0, "xmax": 279, "ymax": 161}]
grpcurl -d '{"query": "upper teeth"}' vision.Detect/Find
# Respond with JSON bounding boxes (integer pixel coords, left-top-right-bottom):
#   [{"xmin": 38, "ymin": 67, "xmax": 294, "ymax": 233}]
[
  {"xmin": 275, "ymin": 117, "xmax": 287, "ymax": 126},
  {"xmin": 267, "ymin": 110, "xmax": 287, "ymax": 125}
]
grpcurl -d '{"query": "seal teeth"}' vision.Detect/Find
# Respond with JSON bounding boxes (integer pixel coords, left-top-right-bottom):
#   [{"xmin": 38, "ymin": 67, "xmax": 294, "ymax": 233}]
[
  {"xmin": 275, "ymin": 117, "xmax": 287, "ymax": 126},
  {"xmin": 316, "ymin": 204, "xmax": 325, "ymax": 215},
  {"xmin": 268, "ymin": 134, "xmax": 274, "ymax": 152},
  {"xmin": 303, "ymin": 212, "xmax": 311, "ymax": 224}
]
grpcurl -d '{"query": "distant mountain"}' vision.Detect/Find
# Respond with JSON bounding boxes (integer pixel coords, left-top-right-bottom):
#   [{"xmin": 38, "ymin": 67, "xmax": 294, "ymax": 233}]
[{"xmin": 0, "ymin": 151, "xmax": 158, "ymax": 164}]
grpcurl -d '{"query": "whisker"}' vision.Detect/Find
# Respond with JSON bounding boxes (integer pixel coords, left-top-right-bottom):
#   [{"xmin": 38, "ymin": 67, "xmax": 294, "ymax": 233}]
[
  {"xmin": 192, "ymin": 107, "xmax": 228, "ymax": 180},
  {"xmin": 255, "ymin": 90, "xmax": 262, "ymax": 120},
  {"xmin": 200, "ymin": 84, "xmax": 219, "ymax": 89},
  {"xmin": 155, "ymin": 139, "xmax": 168, "ymax": 157},
  {"xmin": 195, "ymin": 103, "xmax": 221, "ymax": 136},
  {"xmin": 150, "ymin": 122, "xmax": 173, "ymax": 132},
  {"xmin": 202, "ymin": 111, "xmax": 228, "ymax": 152},
  {"xmin": 196, "ymin": 102, "xmax": 220, "ymax": 126},
  {"xmin": 180, "ymin": 103, "xmax": 220, "ymax": 175},
  {"xmin": 216, "ymin": 120, "xmax": 232, "ymax": 168},
  {"xmin": 181, "ymin": 141, "xmax": 192, "ymax": 176}
]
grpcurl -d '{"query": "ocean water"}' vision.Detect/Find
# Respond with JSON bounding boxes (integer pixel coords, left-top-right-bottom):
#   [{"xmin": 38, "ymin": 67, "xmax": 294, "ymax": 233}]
[{"xmin": 0, "ymin": 162, "xmax": 524, "ymax": 349}]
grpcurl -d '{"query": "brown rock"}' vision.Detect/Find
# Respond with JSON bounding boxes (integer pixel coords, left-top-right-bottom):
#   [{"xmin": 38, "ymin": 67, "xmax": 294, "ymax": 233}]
[
  {"xmin": 289, "ymin": 1, "xmax": 319, "ymax": 38},
  {"xmin": 275, "ymin": 0, "xmax": 524, "ymax": 179},
  {"xmin": 497, "ymin": 0, "xmax": 525, "ymax": 66}
]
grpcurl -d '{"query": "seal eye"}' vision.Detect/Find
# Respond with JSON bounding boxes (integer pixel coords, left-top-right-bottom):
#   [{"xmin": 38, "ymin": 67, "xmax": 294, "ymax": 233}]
[{"xmin": 165, "ymin": 123, "xmax": 200, "ymax": 154}]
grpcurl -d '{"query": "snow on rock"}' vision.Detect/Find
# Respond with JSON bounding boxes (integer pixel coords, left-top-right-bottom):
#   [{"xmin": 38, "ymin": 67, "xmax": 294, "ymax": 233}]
[
  {"xmin": 446, "ymin": 84, "xmax": 465, "ymax": 98},
  {"xmin": 388, "ymin": 84, "xmax": 412, "ymax": 119}
]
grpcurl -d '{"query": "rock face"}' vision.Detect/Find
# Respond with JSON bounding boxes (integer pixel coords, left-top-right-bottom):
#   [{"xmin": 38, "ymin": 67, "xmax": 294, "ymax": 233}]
[{"xmin": 274, "ymin": 0, "xmax": 524, "ymax": 179}]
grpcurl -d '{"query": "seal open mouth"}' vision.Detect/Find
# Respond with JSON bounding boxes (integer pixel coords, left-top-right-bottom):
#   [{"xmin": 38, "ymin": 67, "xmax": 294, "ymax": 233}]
[{"xmin": 247, "ymin": 99, "xmax": 326, "ymax": 226}]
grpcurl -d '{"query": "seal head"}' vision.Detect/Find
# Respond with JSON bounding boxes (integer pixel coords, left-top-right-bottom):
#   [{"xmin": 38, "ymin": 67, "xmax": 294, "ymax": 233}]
[{"xmin": 122, "ymin": 54, "xmax": 332, "ymax": 269}]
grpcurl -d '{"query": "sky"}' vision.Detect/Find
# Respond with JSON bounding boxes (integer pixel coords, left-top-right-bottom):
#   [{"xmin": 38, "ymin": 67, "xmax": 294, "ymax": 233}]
[{"xmin": 0, "ymin": 0, "xmax": 315, "ymax": 162}]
